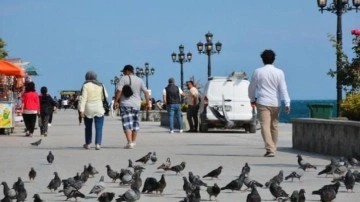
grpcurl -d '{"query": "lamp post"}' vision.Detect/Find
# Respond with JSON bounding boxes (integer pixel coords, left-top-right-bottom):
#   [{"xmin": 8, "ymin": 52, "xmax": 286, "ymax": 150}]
[
  {"xmin": 317, "ymin": 0, "xmax": 360, "ymax": 117},
  {"xmin": 135, "ymin": 62, "xmax": 155, "ymax": 89},
  {"xmin": 197, "ymin": 31, "xmax": 222, "ymax": 79},
  {"xmin": 171, "ymin": 44, "xmax": 192, "ymax": 90},
  {"xmin": 110, "ymin": 76, "xmax": 120, "ymax": 96}
]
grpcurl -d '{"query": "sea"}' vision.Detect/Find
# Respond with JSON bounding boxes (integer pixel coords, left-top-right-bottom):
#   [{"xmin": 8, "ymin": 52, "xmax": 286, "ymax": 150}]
[{"xmin": 279, "ymin": 100, "xmax": 336, "ymax": 123}]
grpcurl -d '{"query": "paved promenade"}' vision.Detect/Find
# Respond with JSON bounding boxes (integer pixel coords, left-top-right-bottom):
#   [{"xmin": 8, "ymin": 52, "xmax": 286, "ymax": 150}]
[{"xmin": 0, "ymin": 110, "xmax": 359, "ymax": 201}]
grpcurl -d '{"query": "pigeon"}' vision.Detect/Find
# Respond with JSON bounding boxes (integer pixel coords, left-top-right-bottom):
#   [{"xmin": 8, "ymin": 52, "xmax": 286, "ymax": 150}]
[
  {"xmin": 203, "ymin": 166, "xmax": 223, "ymax": 179},
  {"xmin": 344, "ymin": 169, "xmax": 356, "ymax": 192},
  {"xmin": 12, "ymin": 177, "xmax": 23, "ymax": 193},
  {"xmin": 265, "ymin": 170, "xmax": 283, "ymax": 187},
  {"xmin": 180, "ymin": 185, "xmax": 201, "ymax": 202},
  {"xmin": 312, "ymin": 182, "xmax": 341, "ymax": 195},
  {"xmin": 64, "ymin": 175, "xmax": 84, "ymax": 190},
  {"xmin": 119, "ymin": 169, "xmax": 134, "ymax": 185},
  {"xmin": 28, "ymin": 167, "xmax": 36, "ymax": 181},
  {"xmin": 298, "ymin": 189, "xmax": 306, "ymax": 202},
  {"xmin": 30, "ymin": 139, "xmax": 42, "ymax": 146},
  {"xmin": 142, "ymin": 177, "xmax": 159, "ymax": 194},
  {"xmin": 243, "ymin": 175, "xmax": 263, "ymax": 191},
  {"xmin": 47, "ymin": 172, "xmax": 61, "ymax": 191},
  {"xmin": 128, "ymin": 159, "xmax": 145, "ymax": 172},
  {"xmin": 206, "ymin": 183, "xmax": 221, "ymax": 201},
  {"xmin": 132, "ymin": 170, "xmax": 143, "ymax": 191},
  {"xmin": 318, "ymin": 164, "xmax": 336, "ymax": 177},
  {"xmin": 334, "ymin": 165, "xmax": 347, "ymax": 176},
  {"xmin": 98, "ymin": 192, "xmax": 115, "ymax": 202},
  {"xmin": 241, "ymin": 163, "xmax": 251, "ymax": 175},
  {"xmin": 157, "ymin": 174, "xmax": 167, "ymax": 195},
  {"xmin": 348, "ymin": 156, "xmax": 359, "ymax": 167},
  {"xmin": 297, "ymin": 154, "xmax": 317, "ymax": 170},
  {"xmin": 1, "ymin": 181, "xmax": 16, "ymax": 199},
  {"xmin": 157, "ymin": 157, "xmax": 171, "ymax": 171},
  {"xmin": 246, "ymin": 185, "xmax": 261, "ymax": 202},
  {"xmin": 106, "ymin": 165, "xmax": 120, "ymax": 182},
  {"xmin": 183, "ymin": 176, "xmax": 196, "ymax": 196},
  {"xmin": 33, "ymin": 194, "xmax": 43, "ymax": 202},
  {"xmin": 87, "ymin": 163, "xmax": 99, "ymax": 177},
  {"xmin": 0, "ymin": 195, "xmax": 11, "ymax": 202},
  {"xmin": 66, "ymin": 189, "xmax": 86, "ymax": 201},
  {"xmin": 170, "ymin": 161, "xmax": 186, "ymax": 175},
  {"xmin": 189, "ymin": 172, "xmax": 207, "ymax": 187},
  {"xmin": 319, "ymin": 188, "xmax": 337, "ymax": 202},
  {"xmin": 59, "ymin": 180, "xmax": 75, "ymax": 199},
  {"xmin": 116, "ymin": 182, "xmax": 141, "ymax": 202},
  {"xmin": 285, "ymin": 167, "xmax": 305, "ymax": 182},
  {"xmin": 353, "ymin": 170, "xmax": 360, "ymax": 182},
  {"xmin": 150, "ymin": 152, "xmax": 157, "ymax": 164},
  {"xmin": 47, "ymin": 151, "xmax": 54, "ymax": 164},
  {"xmin": 220, "ymin": 173, "xmax": 245, "ymax": 191},
  {"xmin": 80, "ymin": 165, "xmax": 90, "ymax": 182},
  {"xmin": 290, "ymin": 190, "xmax": 299, "ymax": 202},
  {"xmin": 89, "ymin": 176, "xmax": 105, "ymax": 195},
  {"xmin": 269, "ymin": 182, "xmax": 288, "ymax": 200},
  {"xmin": 16, "ymin": 182, "xmax": 27, "ymax": 202},
  {"xmin": 135, "ymin": 152, "xmax": 152, "ymax": 164}
]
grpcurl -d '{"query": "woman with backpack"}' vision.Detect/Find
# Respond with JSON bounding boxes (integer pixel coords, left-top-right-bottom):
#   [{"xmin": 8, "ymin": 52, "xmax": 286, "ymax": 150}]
[{"xmin": 39, "ymin": 86, "xmax": 57, "ymax": 136}]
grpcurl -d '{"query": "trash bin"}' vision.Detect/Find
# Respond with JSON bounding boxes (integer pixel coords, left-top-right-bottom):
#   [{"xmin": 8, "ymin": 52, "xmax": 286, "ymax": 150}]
[{"xmin": 307, "ymin": 103, "xmax": 334, "ymax": 119}]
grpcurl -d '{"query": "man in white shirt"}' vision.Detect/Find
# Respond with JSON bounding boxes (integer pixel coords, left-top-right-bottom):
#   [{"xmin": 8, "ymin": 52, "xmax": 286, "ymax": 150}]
[{"xmin": 248, "ymin": 49, "xmax": 290, "ymax": 157}]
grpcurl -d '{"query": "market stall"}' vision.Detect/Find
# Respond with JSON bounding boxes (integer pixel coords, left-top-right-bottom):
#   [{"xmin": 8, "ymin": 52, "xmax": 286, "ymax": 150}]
[{"xmin": 0, "ymin": 60, "xmax": 25, "ymax": 135}]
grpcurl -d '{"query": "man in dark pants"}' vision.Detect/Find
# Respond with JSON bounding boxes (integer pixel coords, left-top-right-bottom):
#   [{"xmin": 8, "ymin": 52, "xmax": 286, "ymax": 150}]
[
  {"xmin": 185, "ymin": 81, "xmax": 199, "ymax": 132},
  {"xmin": 163, "ymin": 78, "xmax": 185, "ymax": 133}
]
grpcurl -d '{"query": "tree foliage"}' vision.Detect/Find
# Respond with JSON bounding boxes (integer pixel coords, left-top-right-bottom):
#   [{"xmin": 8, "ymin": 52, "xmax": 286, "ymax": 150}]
[
  {"xmin": 327, "ymin": 32, "xmax": 360, "ymax": 93},
  {"xmin": 0, "ymin": 38, "xmax": 8, "ymax": 59}
]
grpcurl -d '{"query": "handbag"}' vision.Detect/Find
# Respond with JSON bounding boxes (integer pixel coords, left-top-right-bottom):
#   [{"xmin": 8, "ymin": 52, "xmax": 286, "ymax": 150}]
[
  {"xmin": 122, "ymin": 76, "xmax": 133, "ymax": 97},
  {"xmin": 102, "ymin": 86, "xmax": 110, "ymax": 115}
]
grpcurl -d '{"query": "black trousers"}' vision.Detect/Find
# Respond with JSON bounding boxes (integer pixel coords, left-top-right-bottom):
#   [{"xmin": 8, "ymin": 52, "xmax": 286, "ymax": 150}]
[
  {"xmin": 22, "ymin": 114, "xmax": 37, "ymax": 134},
  {"xmin": 187, "ymin": 105, "xmax": 199, "ymax": 131}
]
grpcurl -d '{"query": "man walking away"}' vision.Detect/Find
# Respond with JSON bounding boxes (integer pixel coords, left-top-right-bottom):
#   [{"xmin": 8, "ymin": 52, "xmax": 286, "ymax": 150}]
[
  {"xmin": 185, "ymin": 81, "xmax": 199, "ymax": 132},
  {"xmin": 248, "ymin": 49, "xmax": 290, "ymax": 157},
  {"xmin": 114, "ymin": 65, "xmax": 151, "ymax": 149},
  {"xmin": 163, "ymin": 78, "xmax": 185, "ymax": 133}
]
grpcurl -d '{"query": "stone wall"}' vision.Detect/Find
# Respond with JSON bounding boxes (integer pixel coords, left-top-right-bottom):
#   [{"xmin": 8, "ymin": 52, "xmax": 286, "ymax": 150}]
[{"xmin": 292, "ymin": 118, "xmax": 360, "ymax": 156}]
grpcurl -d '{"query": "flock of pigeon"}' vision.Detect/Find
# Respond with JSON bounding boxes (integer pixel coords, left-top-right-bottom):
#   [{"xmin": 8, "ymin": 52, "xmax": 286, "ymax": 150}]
[{"xmin": 1, "ymin": 138, "xmax": 360, "ymax": 202}]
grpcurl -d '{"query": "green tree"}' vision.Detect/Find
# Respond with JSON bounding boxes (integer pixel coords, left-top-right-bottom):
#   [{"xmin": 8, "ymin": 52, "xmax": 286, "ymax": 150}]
[
  {"xmin": 0, "ymin": 38, "xmax": 8, "ymax": 59},
  {"xmin": 327, "ymin": 32, "xmax": 360, "ymax": 93}
]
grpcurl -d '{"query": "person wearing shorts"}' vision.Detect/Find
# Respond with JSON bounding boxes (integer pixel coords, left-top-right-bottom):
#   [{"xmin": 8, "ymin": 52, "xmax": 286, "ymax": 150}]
[{"xmin": 114, "ymin": 64, "xmax": 150, "ymax": 149}]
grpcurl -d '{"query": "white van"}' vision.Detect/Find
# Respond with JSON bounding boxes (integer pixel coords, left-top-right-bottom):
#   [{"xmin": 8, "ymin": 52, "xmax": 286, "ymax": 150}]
[{"xmin": 199, "ymin": 71, "xmax": 257, "ymax": 133}]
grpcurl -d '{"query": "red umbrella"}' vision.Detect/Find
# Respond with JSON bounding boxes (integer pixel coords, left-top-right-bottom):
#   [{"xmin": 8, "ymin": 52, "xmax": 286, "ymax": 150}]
[{"xmin": 0, "ymin": 60, "xmax": 25, "ymax": 77}]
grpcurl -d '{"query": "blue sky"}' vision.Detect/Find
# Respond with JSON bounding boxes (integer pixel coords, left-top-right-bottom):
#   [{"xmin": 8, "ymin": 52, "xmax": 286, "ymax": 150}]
[{"xmin": 0, "ymin": 0, "xmax": 359, "ymax": 100}]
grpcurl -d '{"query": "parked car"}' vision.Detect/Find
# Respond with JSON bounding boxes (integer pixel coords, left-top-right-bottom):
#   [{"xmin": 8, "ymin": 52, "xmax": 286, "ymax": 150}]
[{"xmin": 199, "ymin": 71, "xmax": 257, "ymax": 133}]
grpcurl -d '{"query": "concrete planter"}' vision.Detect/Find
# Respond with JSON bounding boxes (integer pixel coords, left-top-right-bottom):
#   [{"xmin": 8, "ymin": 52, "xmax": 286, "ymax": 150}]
[
  {"xmin": 160, "ymin": 111, "xmax": 189, "ymax": 131},
  {"xmin": 292, "ymin": 118, "xmax": 360, "ymax": 156},
  {"xmin": 139, "ymin": 110, "xmax": 162, "ymax": 122}
]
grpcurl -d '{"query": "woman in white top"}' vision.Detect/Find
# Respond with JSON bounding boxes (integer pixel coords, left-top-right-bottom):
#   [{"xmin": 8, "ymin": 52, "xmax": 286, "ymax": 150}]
[{"xmin": 79, "ymin": 71, "xmax": 108, "ymax": 150}]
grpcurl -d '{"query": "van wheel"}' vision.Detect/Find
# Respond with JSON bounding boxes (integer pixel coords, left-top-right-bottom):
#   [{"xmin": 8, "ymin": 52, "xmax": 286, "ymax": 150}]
[
  {"xmin": 249, "ymin": 124, "xmax": 256, "ymax": 133},
  {"xmin": 200, "ymin": 123, "xmax": 208, "ymax": 132}
]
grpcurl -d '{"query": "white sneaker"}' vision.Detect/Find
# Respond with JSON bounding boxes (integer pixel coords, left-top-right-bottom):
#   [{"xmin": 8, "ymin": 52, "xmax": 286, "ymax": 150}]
[
  {"xmin": 124, "ymin": 143, "xmax": 134, "ymax": 149},
  {"xmin": 132, "ymin": 142, "xmax": 136, "ymax": 146},
  {"xmin": 169, "ymin": 130, "xmax": 174, "ymax": 134},
  {"xmin": 48, "ymin": 123, "xmax": 51, "ymax": 126},
  {"xmin": 179, "ymin": 130, "xmax": 183, "ymax": 133},
  {"xmin": 95, "ymin": 144, "xmax": 101, "ymax": 150}
]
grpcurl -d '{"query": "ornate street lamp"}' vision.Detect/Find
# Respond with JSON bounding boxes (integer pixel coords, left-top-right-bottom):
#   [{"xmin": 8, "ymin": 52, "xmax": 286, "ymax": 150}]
[
  {"xmin": 171, "ymin": 44, "xmax": 192, "ymax": 90},
  {"xmin": 110, "ymin": 76, "xmax": 120, "ymax": 96},
  {"xmin": 316, "ymin": 0, "xmax": 359, "ymax": 117},
  {"xmin": 135, "ymin": 62, "xmax": 155, "ymax": 89},
  {"xmin": 197, "ymin": 31, "xmax": 222, "ymax": 79}
]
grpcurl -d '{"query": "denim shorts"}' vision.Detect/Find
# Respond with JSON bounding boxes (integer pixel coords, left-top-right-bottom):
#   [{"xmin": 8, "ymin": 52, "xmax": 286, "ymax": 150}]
[{"xmin": 120, "ymin": 106, "xmax": 140, "ymax": 131}]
